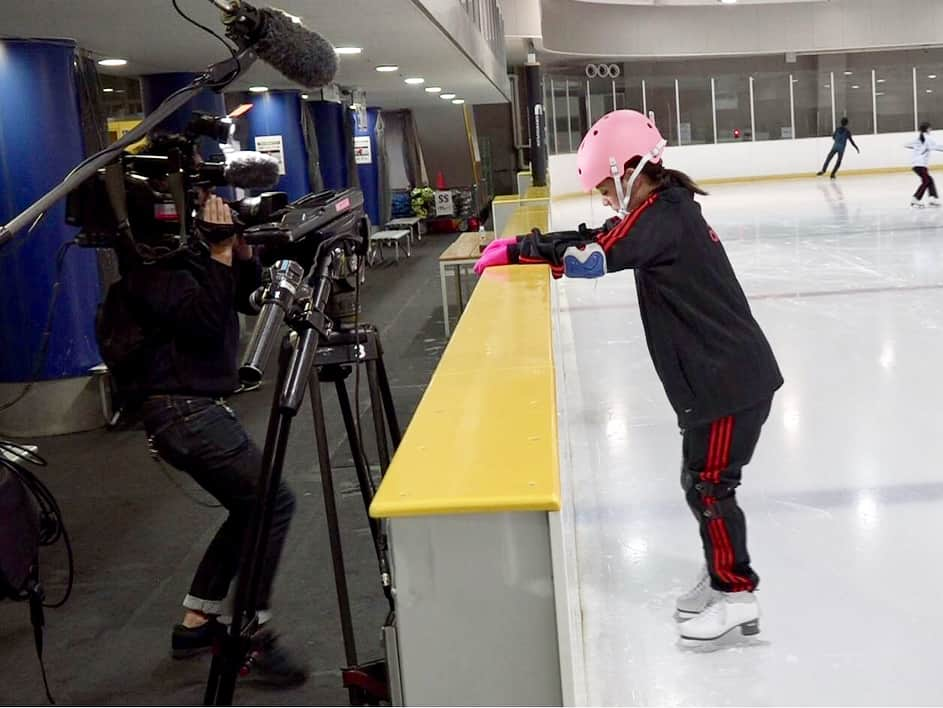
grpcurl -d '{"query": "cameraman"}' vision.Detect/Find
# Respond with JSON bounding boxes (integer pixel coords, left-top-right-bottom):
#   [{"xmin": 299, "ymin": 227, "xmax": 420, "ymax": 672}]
[{"xmin": 126, "ymin": 136, "xmax": 305, "ymax": 686}]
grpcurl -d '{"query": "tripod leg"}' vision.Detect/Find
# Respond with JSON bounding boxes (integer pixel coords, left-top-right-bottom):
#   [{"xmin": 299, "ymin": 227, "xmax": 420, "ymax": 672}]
[
  {"xmin": 334, "ymin": 377, "xmax": 381, "ymax": 542},
  {"xmin": 375, "ymin": 354, "xmax": 402, "ymax": 449},
  {"xmin": 308, "ymin": 369, "xmax": 360, "ymax": 674},
  {"xmin": 365, "ymin": 361, "xmax": 391, "ymax": 472},
  {"xmin": 206, "ymin": 338, "xmax": 295, "ymax": 706}
]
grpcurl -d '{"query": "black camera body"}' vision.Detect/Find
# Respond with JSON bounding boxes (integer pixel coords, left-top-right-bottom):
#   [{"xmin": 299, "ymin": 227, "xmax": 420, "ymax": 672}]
[
  {"xmin": 246, "ymin": 188, "xmax": 370, "ymax": 326},
  {"xmin": 64, "ymin": 111, "xmax": 278, "ymax": 264}
]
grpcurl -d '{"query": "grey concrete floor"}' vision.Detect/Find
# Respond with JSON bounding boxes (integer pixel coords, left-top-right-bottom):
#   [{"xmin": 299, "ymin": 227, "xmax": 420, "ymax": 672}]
[{"xmin": 0, "ymin": 233, "xmax": 476, "ymax": 706}]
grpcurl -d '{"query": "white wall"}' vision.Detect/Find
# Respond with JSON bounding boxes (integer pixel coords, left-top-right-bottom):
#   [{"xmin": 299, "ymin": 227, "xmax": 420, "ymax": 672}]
[
  {"xmin": 549, "ymin": 131, "xmax": 933, "ymax": 199},
  {"xmin": 541, "ymin": 0, "xmax": 943, "ymax": 58},
  {"xmin": 503, "ymin": 0, "xmax": 542, "ymax": 37}
]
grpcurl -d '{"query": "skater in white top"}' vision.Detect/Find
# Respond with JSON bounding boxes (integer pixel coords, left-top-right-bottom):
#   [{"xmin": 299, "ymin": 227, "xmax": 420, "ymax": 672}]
[{"xmin": 906, "ymin": 122, "xmax": 943, "ymax": 207}]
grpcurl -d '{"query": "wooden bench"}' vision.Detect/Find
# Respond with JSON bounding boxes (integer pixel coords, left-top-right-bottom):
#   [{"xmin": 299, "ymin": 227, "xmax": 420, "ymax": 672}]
[{"xmin": 438, "ymin": 231, "xmax": 493, "ymax": 337}]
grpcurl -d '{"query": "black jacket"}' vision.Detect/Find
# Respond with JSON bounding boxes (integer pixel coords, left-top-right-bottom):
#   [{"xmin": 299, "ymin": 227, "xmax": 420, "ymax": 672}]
[
  {"xmin": 509, "ymin": 184, "xmax": 783, "ymax": 427},
  {"xmin": 124, "ymin": 247, "xmax": 260, "ymax": 398}
]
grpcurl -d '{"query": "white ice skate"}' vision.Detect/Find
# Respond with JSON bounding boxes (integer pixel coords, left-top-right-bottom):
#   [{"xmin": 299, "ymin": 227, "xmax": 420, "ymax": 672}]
[
  {"xmin": 912, "ymin": 197, "xmax": 925, "ymax": 208},
  {"xmin": 930, "ymin": 197, "xmax": 941, "ymax": 207},
  {"xmin": 675, "ymin": 565, "xmax": 716, "ymax": 618},
  {"xmin": 678, "ymin": 591, "xmax": 760, "ymax": 641}
]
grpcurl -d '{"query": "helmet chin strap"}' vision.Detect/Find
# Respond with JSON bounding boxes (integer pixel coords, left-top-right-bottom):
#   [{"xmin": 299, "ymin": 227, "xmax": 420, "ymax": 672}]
[{"xmin": 609, "ymin": 139, "xmax": 667, "ymax": 217}]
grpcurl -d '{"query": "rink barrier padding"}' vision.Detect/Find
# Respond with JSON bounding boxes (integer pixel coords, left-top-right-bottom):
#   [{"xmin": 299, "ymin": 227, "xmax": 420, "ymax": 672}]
[
  {"xmin": 550, "ymin": 164, "xmax": 924, "ymax": 202},
  {"xmin": 371, "ymin": 197, "xmax": 554, "ymax": 518},
  {"xmin": 369, "ymin": 264, "xmax": 559, "ymax": 518}
]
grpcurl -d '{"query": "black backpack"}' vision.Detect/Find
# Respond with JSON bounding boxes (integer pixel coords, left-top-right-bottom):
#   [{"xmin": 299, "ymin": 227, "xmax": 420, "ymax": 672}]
[{"xmin": 95, "ymin": 275, "xmax": 163, "ymax": 401}]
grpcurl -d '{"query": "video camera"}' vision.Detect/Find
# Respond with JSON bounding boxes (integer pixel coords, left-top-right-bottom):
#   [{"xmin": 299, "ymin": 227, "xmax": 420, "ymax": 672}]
[{"xmin": 64, "ymin": 111, "xmax": 287, "ymax": 265}]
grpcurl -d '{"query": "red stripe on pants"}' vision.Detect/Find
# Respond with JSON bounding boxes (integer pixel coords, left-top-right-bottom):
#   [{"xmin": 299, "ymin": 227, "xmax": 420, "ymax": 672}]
[{"xmin": 709, "ymin": 415, "xmax": 755, "ymax": 592}]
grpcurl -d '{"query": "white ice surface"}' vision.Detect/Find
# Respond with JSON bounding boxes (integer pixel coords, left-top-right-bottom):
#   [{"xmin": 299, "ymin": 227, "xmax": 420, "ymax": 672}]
[{"xmin": 554, "ymin": 174, "xmax": 943, "ymax": 706}]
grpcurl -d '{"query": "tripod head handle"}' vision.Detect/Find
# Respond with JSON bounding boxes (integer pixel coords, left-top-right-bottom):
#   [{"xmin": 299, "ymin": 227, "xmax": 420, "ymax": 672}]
[{"xmin": 239, "ymin": 260, "xmax": 305, "ymax": 385}]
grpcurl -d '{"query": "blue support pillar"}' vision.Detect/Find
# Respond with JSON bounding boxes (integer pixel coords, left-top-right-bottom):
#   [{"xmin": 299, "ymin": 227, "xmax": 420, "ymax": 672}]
[
  {"xmin": 237, "ymin": 90, "xmax": 311, "ymax": 200},
  {"xmin": 355, "ymin": 108, "xmax": 382, "ymax": 226},
  {"xmin": 308, "ymin": 100, "xmax": 348, "ymax": 190},
  {"xmin": 0, "ymin": 39, "xmax": 101, "ymax": 384}
]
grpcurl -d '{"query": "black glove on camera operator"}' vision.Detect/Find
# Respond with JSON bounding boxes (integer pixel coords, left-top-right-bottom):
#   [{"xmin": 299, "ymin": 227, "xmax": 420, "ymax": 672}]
[{"xmin": 131, "ymin": 191, "xmax": 306, "ymax": 685}]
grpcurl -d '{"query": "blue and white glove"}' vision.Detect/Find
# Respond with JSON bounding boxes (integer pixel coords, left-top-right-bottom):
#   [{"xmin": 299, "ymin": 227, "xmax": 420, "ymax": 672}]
[{"xmin": 562, "ymin": 243, "xmax": 607, "ymax": 279}]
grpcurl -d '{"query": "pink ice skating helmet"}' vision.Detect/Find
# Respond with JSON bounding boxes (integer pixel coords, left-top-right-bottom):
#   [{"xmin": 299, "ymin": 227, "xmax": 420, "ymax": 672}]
[{"xmin": 576, "ymin": 110, "xmax": 667, "ymax": 192}]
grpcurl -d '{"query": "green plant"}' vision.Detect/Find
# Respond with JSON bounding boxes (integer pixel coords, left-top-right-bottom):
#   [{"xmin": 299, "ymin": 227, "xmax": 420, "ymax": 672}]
[{"xmin": 410, "ymin": 187, "xmax": 435, "ymax": 218}]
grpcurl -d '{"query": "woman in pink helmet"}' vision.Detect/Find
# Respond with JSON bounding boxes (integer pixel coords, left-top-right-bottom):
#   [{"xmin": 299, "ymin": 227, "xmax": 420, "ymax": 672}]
[{"xmin": 476, "ymin": 110, "xmax": 783, "ymax": 642}]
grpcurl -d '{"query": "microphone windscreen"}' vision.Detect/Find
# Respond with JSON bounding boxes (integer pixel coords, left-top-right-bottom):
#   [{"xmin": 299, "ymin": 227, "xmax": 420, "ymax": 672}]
[
  {"xmin": 255, "ymin": 8, "xmax": 338, "ymax": 88},
  {"xmin": 224, "ymin": 151, "xmax": 281, "ymax": 189}
]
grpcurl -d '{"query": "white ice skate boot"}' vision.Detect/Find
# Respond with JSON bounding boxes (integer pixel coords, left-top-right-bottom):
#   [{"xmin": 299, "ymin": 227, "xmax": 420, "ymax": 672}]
[
  {"xmin": 678, "ymin": 591, "xmax": 760, "ymax": 641},
  {"xmin": 912, "ymin": 197, "xmax": 925, "ymax": 208},
  {"xmin": 930, "ymin": 197, "xmax": 941, "ymax": 207},
  {"xmin": 675, "ymin": 565, "xmax": 716, "ymax": 618}
]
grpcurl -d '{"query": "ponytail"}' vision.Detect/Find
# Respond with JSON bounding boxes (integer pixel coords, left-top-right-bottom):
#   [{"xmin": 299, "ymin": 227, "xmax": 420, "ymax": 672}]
[
  {"xmin": 919, "ymin": 121, "xmax": 931, "ymax": 143},
  {"xmin": 626, "ymin": 157, "xmax": 708, "ymax": 196},
  {"xmin": 659, "ymin": 167, "xmax": 709, "ymax": 196}
]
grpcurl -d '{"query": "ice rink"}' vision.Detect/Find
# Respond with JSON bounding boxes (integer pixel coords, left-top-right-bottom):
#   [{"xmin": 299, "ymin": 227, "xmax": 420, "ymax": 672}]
[{"xmin": 553, "ymin": 173, "xmax": 943, "ymax": 705}]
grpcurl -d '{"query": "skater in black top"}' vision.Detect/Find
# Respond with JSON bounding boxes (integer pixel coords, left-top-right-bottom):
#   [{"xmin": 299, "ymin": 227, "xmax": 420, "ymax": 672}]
[
  {"xmin": 476, "ymin": 110, "xmax": 783, "ymax": 642},
  {"xmin": 817, "ymin": 117, "xmax": 860, "ymax": 179}
]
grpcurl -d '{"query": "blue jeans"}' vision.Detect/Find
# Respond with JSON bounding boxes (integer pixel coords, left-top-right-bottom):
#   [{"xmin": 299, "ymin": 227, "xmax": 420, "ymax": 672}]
[
  {"xmin": 141, "ymin": 396, "xmax": 295, "ymax": 616},
  {"xmin": 821, "ymin": 147, "xmax": 845, "ymax": 177}
]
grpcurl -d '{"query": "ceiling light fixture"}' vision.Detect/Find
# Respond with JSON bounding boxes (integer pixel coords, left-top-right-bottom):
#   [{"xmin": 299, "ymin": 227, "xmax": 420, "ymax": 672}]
[
  {"xmin": 249, "ymin": 86, "xmax": 269, "ymax": 93},
  {"xmin": 440, "ymin": 93, "xmax": 456, "ymax": 100},
  {"xmin": 405, "ymin": 77, "xmax": 425, "ymax": 85},
  {"xmin": 927, "ymin": 89, "xmax": 934, "ymax": 94},
  {"xmin": 102, "ymin": 88, "xmax": 115, "ymax": 93},
  {"xmin": 844, "ymin": 71, "xmax": 854, "ymax": 76},
  {"xmin": 720, "ymin": 0, "xmax": 737, "ymax": 4},
  {"xmin": 375, "ymin": 65, "xmax": 398, "ymax": 73},
  {"xmin": 930, "ymin": 74, "xmax": 938, "ymax": 80},
  {"xmin": 851, "ymin": 84, "xmax": 860, "ymax": 89},
  {"xmin": 876, "ymin": 78, "xmax": 886, "ymax": 83},
  {"xmin": 98, "ymin": 58, "xmax": 127, "ymax": 67},
  {"xmin": 334, "ymin": 47, "xmax": 362, "ymax": 55},
  {"xmin": 452, "ymin": 99, "xmax": 465, "ymax": 105},
  {"xmin": 425, "ymin": 87, "xmax": 442, "ymax": 93},
  {"xmin": 301, "ymin": 94, "xmax": 309, "ymax": 100}
]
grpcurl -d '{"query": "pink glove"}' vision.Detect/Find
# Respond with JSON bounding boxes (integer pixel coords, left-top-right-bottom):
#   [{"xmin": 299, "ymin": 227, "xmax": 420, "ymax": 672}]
[
  {"xmin": 474, "ymin": 243, "xmax": 512, "ymax": 276},
  {"xmin": 482, "ymin": 236, "xmax": 517, "ymax": 254}
]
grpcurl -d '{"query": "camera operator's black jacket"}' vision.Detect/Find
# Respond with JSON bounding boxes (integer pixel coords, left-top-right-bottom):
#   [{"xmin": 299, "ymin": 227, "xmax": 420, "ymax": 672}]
[
  {"xmin": 506, "ymin": 184, "xmax": 783, "ymax": 427},
  {"xmin": 124, "ymin": 247, "xmax": 260, "ymax": 398}
]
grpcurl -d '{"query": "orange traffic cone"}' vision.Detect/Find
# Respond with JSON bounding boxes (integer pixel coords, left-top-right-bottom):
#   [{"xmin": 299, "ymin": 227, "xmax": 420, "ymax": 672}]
[{"xmin": 436, "ymin": 170, "xmax": 447, "ymax": 190}]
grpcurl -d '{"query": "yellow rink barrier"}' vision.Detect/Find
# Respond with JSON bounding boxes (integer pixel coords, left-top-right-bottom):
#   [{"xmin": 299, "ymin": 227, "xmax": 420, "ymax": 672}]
[{"xmin": 369, "ymin": 265, "xmax": 559, "ymax": 518}]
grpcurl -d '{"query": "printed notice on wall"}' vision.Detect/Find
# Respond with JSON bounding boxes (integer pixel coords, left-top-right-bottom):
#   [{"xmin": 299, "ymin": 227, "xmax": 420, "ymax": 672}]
[
  {"xmin": 435, "ymin": 190, "xmax": 454, "ymax": 217},
  {"xmin": 254, "ymin": 135, "xmax": 286, "ymax": 175},
  {"xmin": 354, "ymin": 136, "xmax": 373, "ymax": 164}
]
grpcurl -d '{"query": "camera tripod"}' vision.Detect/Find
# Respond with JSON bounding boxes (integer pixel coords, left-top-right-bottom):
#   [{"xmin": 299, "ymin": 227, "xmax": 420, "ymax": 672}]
[{"xmin": 203, "ymin": 316, "xmax": 401, "ymax": 706}]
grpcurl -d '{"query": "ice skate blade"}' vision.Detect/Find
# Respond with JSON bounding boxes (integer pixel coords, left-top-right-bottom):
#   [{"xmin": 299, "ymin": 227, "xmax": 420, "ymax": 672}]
[{"xmin": 680, "ymin": 618, "xmax": 760, "ymax": 642}]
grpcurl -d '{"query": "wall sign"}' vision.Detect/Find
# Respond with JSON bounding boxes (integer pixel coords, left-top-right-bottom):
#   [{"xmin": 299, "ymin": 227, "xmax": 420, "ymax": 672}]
[
  {"xmin": 354, "ymin": 135, "xmax": 373, "ymax": 164},
  {"xmin": 435, "ymin": 190, "xmax": 454, "ymax": 217},
  {"xmin": 254, "ymin": 135, "xmax": 286, "ymax": 175}
]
